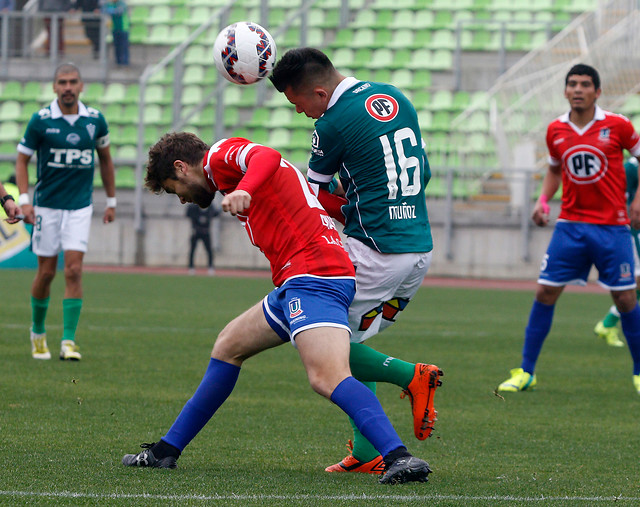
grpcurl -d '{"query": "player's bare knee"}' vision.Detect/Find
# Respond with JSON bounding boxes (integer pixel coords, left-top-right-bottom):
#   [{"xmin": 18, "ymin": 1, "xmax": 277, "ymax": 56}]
[
  {"xmin": 612, "ymin": 289, "xmax": 637, "ymax": 313},
  {"xmin": 211, "ymin": 328, "xmax": 245, "ymax": 364}
]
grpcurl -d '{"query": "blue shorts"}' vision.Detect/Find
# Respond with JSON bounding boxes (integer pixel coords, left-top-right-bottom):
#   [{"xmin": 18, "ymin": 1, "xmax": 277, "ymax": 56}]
[
  {"xmin": 538, "ymin": 222, "xmax": 636, "ymax": 290},
  {"xmin": 262, "ymin": 276, "xmax": 356, "ymax": 344}
]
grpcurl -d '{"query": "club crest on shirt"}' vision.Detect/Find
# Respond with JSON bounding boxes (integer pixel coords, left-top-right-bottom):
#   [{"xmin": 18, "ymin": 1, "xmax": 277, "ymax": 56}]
[
  {"xmin": 365, "ymin": 94, "xmax": 399, "ymax": 122},
  {"xmin": 311, "ymin": 130, "xmax": 324, "ymax": 156},
  {"xmin": 562, "ymin": 144, "xmax": 608, "ymax": 184},
  {"xmin": 289, "ymin": 297, "xmax": 303, "ymax": 318},
  {"xmin": 66, "ymin": 133, "xmax": 81, "ymax": 145},
  {"xmin": 599, "ymin": 127, "xmax": 610, "ymax": 141},
  {"xmin": 86, "ymin": 124, "xmax": 96, "ymax": 140}
]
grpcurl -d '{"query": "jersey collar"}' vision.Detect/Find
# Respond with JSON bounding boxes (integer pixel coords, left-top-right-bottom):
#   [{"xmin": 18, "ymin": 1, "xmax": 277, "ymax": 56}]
[
  {"xmin": 50, "ymin": 99, "xmax": 90, "ymax": 119},
  {"xmin": 327, "ymin": 77, "xmax": 361, "ymax": 110},
  {"xmin": 559, "ymin": 105, "xmax": 606, "ymax": 135}
]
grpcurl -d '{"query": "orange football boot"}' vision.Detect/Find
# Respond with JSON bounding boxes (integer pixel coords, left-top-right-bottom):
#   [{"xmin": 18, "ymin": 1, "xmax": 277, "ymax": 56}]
[
  {"xmin": 400, "ymin": 363, "xmax": 444, "ymax": 440},
  {"xmin": 325, "ymin": 440, "xmax": 386, "ymax": 474}
]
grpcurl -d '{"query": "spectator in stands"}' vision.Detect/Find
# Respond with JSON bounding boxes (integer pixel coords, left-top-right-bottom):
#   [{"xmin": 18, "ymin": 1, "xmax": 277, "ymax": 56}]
[
  {"xmin": 72, "ymin": 0, "xmax": 101, "ymax": 59},
  {"xmin": 102, "ymin": 0, "xmax": 129, "ymax": 66},
  {"xmin": 39, "ymin": 0, "xmax": 71, "ymax": 56},
  {"xmin": 0, "ymin": 0, "xmax": 15, "ymax": 12},
  {"xmin": 186, "ymin": 202, "xmax": 218, "ymax": 276}
]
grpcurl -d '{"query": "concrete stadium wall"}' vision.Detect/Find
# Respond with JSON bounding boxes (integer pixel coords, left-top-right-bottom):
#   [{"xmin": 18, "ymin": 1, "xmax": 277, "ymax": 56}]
[{"xmin": 86, "ymin": 189, "xmax": 555, "ymax": 280}]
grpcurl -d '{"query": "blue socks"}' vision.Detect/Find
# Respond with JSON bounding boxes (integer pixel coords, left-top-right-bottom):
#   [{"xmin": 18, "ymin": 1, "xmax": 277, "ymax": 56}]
[
  {"xmin": 162, "ymin": 358, "xmax": 240, "ymax": 451},
  {"xmin": 330, "ymin": 376, "xmax": 403, "ymax": 458},
  {"xmin": 521, "ymin": 300, "xmax": 555, "ymax": 375},
  {"xmin": 620, "ymin": 304, "xmax": 640, "ymax": 375}
]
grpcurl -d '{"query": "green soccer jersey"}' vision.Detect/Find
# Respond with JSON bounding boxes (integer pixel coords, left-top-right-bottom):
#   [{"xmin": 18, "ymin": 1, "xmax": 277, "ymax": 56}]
[
  {"xmin": 18, "ymin": 99, "xmax": 110, "ymax": 210},
  {"xmin": 307, "ymin": 78, "xmax": 433, "ymax": 254}
]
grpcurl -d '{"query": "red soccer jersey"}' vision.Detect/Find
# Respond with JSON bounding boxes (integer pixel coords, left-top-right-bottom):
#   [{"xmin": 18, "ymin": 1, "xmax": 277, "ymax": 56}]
[
  {"xmin": 546, "ymin": 106, "xmax": 640, "ymax": 225},
  {"xmin": 202, "ymin": 138, "xmax": 355, "ymax": 286}
]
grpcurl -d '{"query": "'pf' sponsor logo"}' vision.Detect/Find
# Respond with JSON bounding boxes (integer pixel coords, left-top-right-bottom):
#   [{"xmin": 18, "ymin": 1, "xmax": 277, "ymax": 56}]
[
  {"xmin": 365, "ymin": 94, "xmax": 399, "ymax": 122},
  {"xmin": 289, "ymin": 297, "xmax": 303, "ymax": 318},
  {"xmin": 562, "ymin": 144, "xmax": 607, "ymax": 185}
]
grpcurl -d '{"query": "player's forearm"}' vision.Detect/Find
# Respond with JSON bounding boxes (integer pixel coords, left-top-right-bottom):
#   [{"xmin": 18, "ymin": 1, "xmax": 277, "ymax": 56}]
[
  {"xmin": 15, "ymin": 155, "xmax": 30, "ymax": 196},
  {"xmin": 99, "ymin": 160, "xmax": 116, "ymax": 198}
]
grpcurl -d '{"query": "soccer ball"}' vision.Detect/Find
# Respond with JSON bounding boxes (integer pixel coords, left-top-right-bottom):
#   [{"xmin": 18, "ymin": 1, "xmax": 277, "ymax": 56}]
[{"xmin": 212, "ymin": 22, "xmax": 277, "ymax": 85}]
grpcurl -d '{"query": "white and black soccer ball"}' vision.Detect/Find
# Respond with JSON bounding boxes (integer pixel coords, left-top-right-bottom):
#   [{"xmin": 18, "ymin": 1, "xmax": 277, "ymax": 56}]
[{"xmin": 212, "ymin": 21, "xmax": 277, "ymax": 85}]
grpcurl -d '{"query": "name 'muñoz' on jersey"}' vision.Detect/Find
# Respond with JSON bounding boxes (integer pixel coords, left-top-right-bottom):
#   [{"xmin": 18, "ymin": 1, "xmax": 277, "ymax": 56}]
[
  {"xmin": 307, "ymin": 78, "xmax": 433, "ymax": 254},
  {"xmin": 17, "ymin": 99, "xmax": 110, "ymax": 210},
  {"xmin": 547, "ymin": 105, "xmax": 640, "ymax": 225},
  {"xmin": 202, "ymin": 137, "xmax": 355, "ymax": 287}
]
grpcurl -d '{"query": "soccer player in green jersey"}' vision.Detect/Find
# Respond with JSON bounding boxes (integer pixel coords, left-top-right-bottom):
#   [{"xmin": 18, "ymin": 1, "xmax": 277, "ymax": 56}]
[
  {"xmin": 15, "ymin": 62, "xmax": 116, "ymax": 361},
  {"xmin": 271, "ymin": 48, "xmax": 442, "ymax": 474}
]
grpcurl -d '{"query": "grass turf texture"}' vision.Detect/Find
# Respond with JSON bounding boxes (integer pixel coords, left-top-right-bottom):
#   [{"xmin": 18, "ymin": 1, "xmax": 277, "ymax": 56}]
[{"xmin": 1, "ymin": 269, "xmax": 638, "ymax": 506}]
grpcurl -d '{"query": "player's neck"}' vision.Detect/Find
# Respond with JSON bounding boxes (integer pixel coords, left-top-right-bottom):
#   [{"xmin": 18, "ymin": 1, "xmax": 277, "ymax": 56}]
[
  {"xmin": 57, "ymin": 100, "xmax": 79, "ymax": 115},
  {"xmin": 569, "ymin": 106, "xmax": 596, "ymax": 129}
]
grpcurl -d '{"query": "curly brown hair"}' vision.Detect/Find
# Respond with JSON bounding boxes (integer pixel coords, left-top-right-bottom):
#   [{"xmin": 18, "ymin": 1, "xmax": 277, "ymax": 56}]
[{"xmin": 145, "ymin": 132, "xmax": 209, "ymax": 193}]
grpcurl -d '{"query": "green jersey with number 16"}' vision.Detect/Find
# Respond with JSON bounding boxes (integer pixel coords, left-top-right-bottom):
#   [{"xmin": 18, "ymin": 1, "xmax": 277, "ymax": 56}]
[
  {"xmin": 18, "ymin": 99, "xmax": 110, "ymax": 210},
  {"xmin": 307, "ymin": 78, "xmax": 433, "ymax": 254}
]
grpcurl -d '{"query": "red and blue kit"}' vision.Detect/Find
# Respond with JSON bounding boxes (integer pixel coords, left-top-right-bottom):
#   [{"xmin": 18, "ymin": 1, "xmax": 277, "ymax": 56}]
[
  {"xmin": 546, "ymin": 106, "xmax": 640, "ymax": 225},
  {"xmin": 202, "ymin": 137, "xmax": 355, "ymax": 286}
]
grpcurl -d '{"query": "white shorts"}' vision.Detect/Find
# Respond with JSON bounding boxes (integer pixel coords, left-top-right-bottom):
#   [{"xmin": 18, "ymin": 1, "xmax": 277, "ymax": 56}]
[
  {"xmin": 345, "ymin": 236, "xmax": 432, "ymax": 343},
  {"xmin": 32, "ymin": 205, "xmax": 93, "ymax": 256}
]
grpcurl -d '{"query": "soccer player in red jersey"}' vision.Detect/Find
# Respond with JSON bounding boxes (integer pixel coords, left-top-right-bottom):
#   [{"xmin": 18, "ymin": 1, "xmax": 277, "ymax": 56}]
[
  {"xmin": 498, "ymin": 64, "xmax": 640, "ymax": 394},
  {"xmin": 121, "ymin": 133, "xmax": 432, "ymax": 484}
]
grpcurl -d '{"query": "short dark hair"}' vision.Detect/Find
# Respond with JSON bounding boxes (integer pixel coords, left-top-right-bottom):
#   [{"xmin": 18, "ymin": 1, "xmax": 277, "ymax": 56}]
[
  {"xmin": 54, "ymin": 62, "xmax": 81, "ymax": 81},
  {"xmin": 146, "ymin": 132, "xmax": 209, "ymax": 193},
  {"xmin": 270, "ymin": 47, "xmax": 336, "ymax": 93},
  {"xmin": 565, "ymin": 63, "xmax": 600, "ymax": 90}
]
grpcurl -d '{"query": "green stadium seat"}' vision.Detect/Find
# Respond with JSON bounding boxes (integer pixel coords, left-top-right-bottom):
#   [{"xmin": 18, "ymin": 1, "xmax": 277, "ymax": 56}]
[
  {"xmin": 266, "ymin": 107, "xmax": 293, "ymax": 128},
  {"xmin": 431, "ymin": 90, "xmax": 454, "ymax": 111},
  {"xmin": 102, "ymin": 83, "xmax": 126, "ymax": 104},
  {"xmin": 267, "ymin": 128, "xmax": 291, "ymax": 149},
  {"xmin": 431, "ymin": 111, "xmax": 451, "ymax": 131},
  {"xmin": 330, "ymin": 47, "xmax": 355, "ymax": 68},
  {"xmin": 19, "ymin": 101, "xmax": 40, "ymax": 122},
  {"xmin": 411, "ymin": 90, "xmax": 432, "ymax": 109},
  {"xmin": 417, "ymin": 110, "xmax": 433, "ymax": 130},
  {"xmin": 115, "ymin": 167, "xmax": 137, "ymax": 188},
  {"xmin": 129, "ymin": 24, "xmax": 149, "ymax": 44},
  {"xmin": 183, "ymin": 65, "xmax": 206, "ymax": 85},
  {"xmin": 622, "ymin": 94, "xmax": 640, "ymax": 115},
  {"xmin": 429, "ymin": 50, "xmax": 453, "ymax": 71},
  {"xmin": 147, "ymin": 5, "xmax": 171, "ymax": 25},
  {"xmin": 130, "ymin": 5, "xmax": 150, "ymax": 25},
  {"xmin": 169, "ymin": 6, "xmax": 190, "ymax": 25},
  {"xmin": 390, "ymin": 29, "xmax": 414, "ymax": 50},
  {"xmin": 0, "ymin": 101, "xmax": 21, "ymax": 121},
  {"xmin": 82, "ymin": 82, "xmax": 105, "ymax": 104},
  {"xmin": 22, "ymin": 82, "xmax": 42, "ymax": 101},
  {"xmin": 182, "ymin": 85, "xmax": 204, "ymax": 106},
  {"xmin": 0, "ymin": 81, "xmax": 22, "ymax": 100},
  {"xmin": 247, "ymin": 108, "xmax": 270, "ymax": 128},
  {"xmin": 146, "ymin": 24, "xmax": 171, "ymax": 45},
  {"xmin": 0, "ymin": 122, "xmax": 22, "ymax": 143},
  {"xmin": 289, "ymin": 129, "xmax": 312, "ymax": 149},
  {"xmin": 429, "ymin": 29, "xmax": 456, "ymax": 50}
]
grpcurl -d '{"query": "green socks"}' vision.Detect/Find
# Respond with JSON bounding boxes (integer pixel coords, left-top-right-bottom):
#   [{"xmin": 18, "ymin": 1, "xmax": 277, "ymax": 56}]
[
  {"xmin": 603, "ymin": 310, "xmax": 620, "ymax": 328},
  {"xmin": 347, "ymin": 342, "xmax": 417, "ymax": 462},
  {"xmin": 349, "ymin": 342, "xmax": 415, "ymax": 389},
  {"xmin": 31, "ymin": 296, "xmax": 50, "ymax": 334},
  {"xmin": 62, "ymin": 298, "xmax": 83, "ymax": 341}
]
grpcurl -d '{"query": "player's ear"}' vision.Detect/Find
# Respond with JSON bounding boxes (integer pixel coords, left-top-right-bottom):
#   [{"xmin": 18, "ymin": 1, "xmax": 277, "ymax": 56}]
[{"xmin": 174, "ymin": 160, "xmax": 187, "ymax": 177}]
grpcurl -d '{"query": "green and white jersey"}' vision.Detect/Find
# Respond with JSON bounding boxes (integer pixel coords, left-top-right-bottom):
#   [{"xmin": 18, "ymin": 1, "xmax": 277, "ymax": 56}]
[
  {"xmin": 307, "ymin": 78, "xmax": 433, "ymax": 254},
  {"xmin": 18, "ymin": 99, "xmax": 110, "ymax": 210}
]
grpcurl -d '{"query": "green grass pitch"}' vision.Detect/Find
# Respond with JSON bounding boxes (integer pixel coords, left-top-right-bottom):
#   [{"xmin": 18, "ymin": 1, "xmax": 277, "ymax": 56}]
[{"xmin": 1, "ymin": 269, "xmax": 639, "ymax": 506}]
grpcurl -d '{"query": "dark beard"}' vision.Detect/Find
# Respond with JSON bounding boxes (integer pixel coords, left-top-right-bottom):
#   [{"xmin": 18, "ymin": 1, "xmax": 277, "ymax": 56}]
[{"xmin": 192, "ymin": 185, "xmax": 214, "ymax": 209}]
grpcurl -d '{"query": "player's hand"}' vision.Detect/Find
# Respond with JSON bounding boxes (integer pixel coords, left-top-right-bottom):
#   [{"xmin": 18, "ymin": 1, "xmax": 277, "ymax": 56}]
[
  {"xmin": 531, "ymin": 199, "xmax": 549, "ymax": 227},
  {"xmin": 3, "ymin": 200, "xmax": 24, "ymax": 223},
  {"xmin": 103, "ymin": 206, "xmax": 116, "ymax": 224},
  {"xmin": 21, "ymin": 204, "xmax": 36, "ymax": 225},
  {"xmin": 222, "ymin": 190, "xmax": 251, "ymax": 216}
]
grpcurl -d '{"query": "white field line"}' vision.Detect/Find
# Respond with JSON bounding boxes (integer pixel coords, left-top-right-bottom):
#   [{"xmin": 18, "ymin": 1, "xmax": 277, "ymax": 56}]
[{"xmin": 0, "ymin": 491, "xmax": 637, "ymax": 502}]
